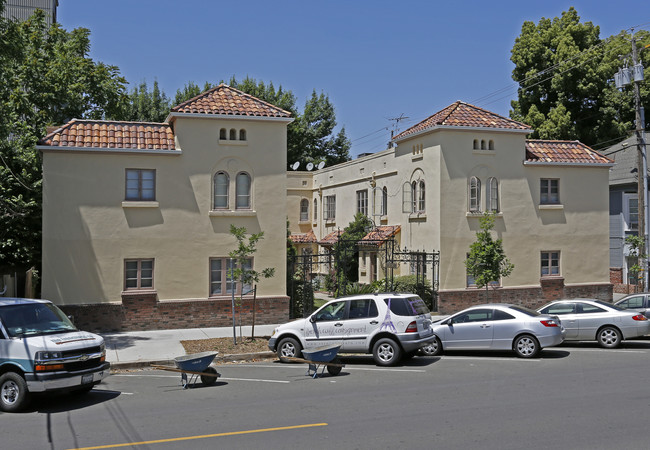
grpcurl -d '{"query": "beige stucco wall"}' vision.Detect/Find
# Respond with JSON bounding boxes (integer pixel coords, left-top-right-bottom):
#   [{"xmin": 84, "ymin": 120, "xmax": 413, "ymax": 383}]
[{"xmin": 42, "ymin": 116, "xmax": 289, "ymax": 305}]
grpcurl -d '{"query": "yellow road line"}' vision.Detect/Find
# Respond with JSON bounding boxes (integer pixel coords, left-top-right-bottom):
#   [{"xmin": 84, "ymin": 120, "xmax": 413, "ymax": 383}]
[{"xmin": 67, "ymin": 423, "xmax": 328, "ymax": 450}]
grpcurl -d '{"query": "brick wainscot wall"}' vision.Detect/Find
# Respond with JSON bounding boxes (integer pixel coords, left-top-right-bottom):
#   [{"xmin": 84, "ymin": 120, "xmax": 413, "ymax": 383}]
[
  {"xmin": 59, "ymin": 291, "xmax": 290, "ymax": 333},
  {"xmin": 437, "ymin": 278, "xmax": 613, "ymax": 314}
]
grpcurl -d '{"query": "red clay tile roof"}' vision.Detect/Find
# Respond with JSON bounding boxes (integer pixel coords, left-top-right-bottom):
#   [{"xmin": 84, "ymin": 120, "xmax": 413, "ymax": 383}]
[
  {"xmin": 171, "ymin": 84, "xmax": 292, "ymax": 118},
  {"xmin": 38, "ymin": 119, "xmax": 176, "ymax": 151},
  {"xmin": 525, "ymin": 140, "xmax": 613, "ymax": 164},
  {"xmin": 360, "ymin": 226, "xmax": 401, "ymax": 246},
  {"xmin": 318, "ymin": 230, "xmax": 343, "ymax": 246},
  {"xmin": 393, "ymin": 101, "xmax": 530, "ymax": 141},
  {"xmin": 289, "ymin": 230, "xmax": 317, "ymax": 244}
]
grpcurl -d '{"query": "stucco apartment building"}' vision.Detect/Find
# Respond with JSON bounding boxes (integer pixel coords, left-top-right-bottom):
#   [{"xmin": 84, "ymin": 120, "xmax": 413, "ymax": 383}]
[
  {"xmin": 288, "ymin": 102, "xmax": 614, "ymax": 313},
  {"xmin": 39, "ymin": 87, "xmax": 614, "ymax": 331}
]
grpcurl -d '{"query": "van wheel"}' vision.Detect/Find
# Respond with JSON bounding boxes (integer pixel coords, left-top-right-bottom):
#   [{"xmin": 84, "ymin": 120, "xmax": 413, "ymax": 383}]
[
  {"xmin": 0, "ymin": 372, "xmax": 30, "ymax": 413},
  {"xmin": 277, "ymin": 337, "xmax": 302, "ymax": 362},
  {"xmin": 372, "ymin": 338, "xmax": 402, "ymax": 366}
]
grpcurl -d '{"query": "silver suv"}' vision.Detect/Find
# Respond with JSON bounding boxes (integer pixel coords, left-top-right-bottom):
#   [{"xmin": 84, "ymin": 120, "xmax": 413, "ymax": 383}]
[{"xmin": 268, "ymin": 293, "xmax": 435, "ymax": 366}]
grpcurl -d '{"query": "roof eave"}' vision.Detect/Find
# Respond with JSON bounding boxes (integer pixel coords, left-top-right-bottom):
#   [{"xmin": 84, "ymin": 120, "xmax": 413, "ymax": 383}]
[
  {"xmin": 36, "ymin": 145, "xmax": 181, "ymax": 155},
  {"xmin": 523, "ymin": 161, "xmax": 615, "ymax": 168},
  {"xmin": 166, "ymin": 112, "xmax": 294, "ymax": 124},
  {"xmin": 392, "ymin": 125, "xmax": 532, "ymax": 143}
]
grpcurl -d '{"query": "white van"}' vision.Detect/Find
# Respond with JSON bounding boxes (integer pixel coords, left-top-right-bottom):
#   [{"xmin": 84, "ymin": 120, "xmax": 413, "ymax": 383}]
[{"xmin": 0, "ymin": 298, "xmax": 110, "ymax": 412}]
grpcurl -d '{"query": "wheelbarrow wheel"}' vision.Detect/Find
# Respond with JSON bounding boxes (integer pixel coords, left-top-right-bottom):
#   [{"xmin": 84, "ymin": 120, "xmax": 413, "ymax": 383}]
[
  {"xmin": 326, "ymin": 358, "xmax": 343, "ymax": 376},
  {"xmin": 200, "ymin": 367, "xmax": 219, "ymax": 386}
]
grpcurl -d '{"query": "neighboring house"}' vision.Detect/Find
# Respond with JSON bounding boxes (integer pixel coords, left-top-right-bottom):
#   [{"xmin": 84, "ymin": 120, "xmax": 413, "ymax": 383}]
[
  {"xmin": 2, "ymin": 0, "xmax": 58, "ymax": 25},
  {"xmin": 287, "ymin": 102, "xmax": 614, "ymax": 313},
  {"xmin": 37, "ymin": 85, "xmax": 293, "ymax": 331},
  {"xmin": 604, "ymin": 136, "xmax": 648, "ymax": 292}
]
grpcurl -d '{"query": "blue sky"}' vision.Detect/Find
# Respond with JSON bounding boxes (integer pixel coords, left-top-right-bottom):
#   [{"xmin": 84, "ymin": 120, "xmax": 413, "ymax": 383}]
[{"xmin": 59, "ymin": 1, "xmax": 649, "ymax": 157}]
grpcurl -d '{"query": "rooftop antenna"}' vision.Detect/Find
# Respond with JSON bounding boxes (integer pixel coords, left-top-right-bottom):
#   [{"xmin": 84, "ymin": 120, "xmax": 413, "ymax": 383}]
[
  {"xmin": 388, "ymin": 113, "xmax": 409, "ymax": 147},
  {"xmin": 291, "ymin": 162, "xmax": 300, "ymax": 170}
]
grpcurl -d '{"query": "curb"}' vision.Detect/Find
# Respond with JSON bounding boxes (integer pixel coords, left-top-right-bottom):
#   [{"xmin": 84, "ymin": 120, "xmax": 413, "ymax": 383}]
[{"xmin": 110, "ymin": 351, "xmax": 276, "ymax": 370}]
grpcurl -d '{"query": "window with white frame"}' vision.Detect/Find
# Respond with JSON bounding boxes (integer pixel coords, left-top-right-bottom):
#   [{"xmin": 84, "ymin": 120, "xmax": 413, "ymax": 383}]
[
  {"xmin": 210, "ymin": 257, "xmax": 252, "ymax": 296},
  {"xmin": 124, "ymin": 259, "xmax": 154, "ymax": 290},
  {"xmin": 300, "ymin": 198, "xmax": 309, "ymax": 222},
  {"xmin": 125, "ymin": 169, "xmax": 155, "ymax": 201},
  {"xmin": 623, "ymin": 193, "xmax": 639, "ymax": 230},
  {"xmin": 357, "ymin": 189, "xmax": 368, "ymax": 216},
  {"xmin": 486, "ymin": 177, "xmax": 499, "ymax": 212},
  {"xmin": 402, "ymin": 182, "xmax": 413, "ymax": 213},
  {"xmin": 313, "ymin": 198, "xmax": 318, "ymax": 221},
  {"xmin": 541, "ymin": 251, "xmax": 560, "ymax": 277},
  {"xmin": 213, "ymin": 171, "xmax": 229, "ymax": 209},
  {"xmin": 236, "ymin": 172, "xmax": 251, "ymax": 209},
  {"xmin": 325, "ymin": 195, "xmax": 336, "ymax": 220},
  {"xmin": 540, "ymin": 179, "xmax": 559, "ymax": 204},
  {"xmin": 469, "ymin": 176, "xmax": 481, "ymax": 212},
  {"xmin": 381, "ymin": 186, "xmax": 388, "ymax": 215},
  {"xmin": 417, "ymin": 181, "xmax": 425, "ymax": 212}
]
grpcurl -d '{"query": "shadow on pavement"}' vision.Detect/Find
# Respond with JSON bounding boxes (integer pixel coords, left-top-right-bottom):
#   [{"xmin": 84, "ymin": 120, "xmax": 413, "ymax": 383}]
[
  {"xmin": 26, "ymin": 389, "xmax": 121, "ymax": 414},
  {"xmin": 103, "ymin": 334, "xmax": 152, "ymax": 351}
]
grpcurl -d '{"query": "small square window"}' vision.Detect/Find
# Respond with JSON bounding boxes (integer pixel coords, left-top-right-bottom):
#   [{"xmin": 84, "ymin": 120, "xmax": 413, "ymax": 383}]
[
  {"xmin": 540, "ymin": 179, "xmax": 559, "ymax": 204},
  {"xmin": 125, "ymin": 169, "xmax": 156, "ymax": 201},
  {"xmin": 124, "ymin": 259, "xmax": 154, "ymax": 290},
  {"xmin": 541, "ymin": 251, "xmax": 560, "ymax": 276}
]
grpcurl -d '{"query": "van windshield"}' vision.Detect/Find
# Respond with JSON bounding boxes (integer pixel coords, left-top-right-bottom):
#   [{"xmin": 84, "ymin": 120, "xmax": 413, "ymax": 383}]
[{"xmin": 0, "ymin": 303, "xmax": 77, "ymax": 338}]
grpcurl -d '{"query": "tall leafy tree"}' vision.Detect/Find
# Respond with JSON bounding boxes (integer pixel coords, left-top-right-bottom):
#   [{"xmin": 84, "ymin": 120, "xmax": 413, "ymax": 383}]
[
  {"xmin": 510, "ymin": 7, "xmax": 649, "ymax": 147},
  {"xmin": 0, "ymin": 3, "xmax": 128, "ymax": 275},
  {"xmin": 122, "ymin": 80, "xmax": 171, "ymax": 123},
  {"xmin": 465, "ymin": 214, "xmax": 514, "ymax": 302}
]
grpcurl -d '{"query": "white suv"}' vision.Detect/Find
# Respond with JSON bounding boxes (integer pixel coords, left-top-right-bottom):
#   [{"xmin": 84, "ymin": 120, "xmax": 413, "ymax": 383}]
[{"xmin": 268, "ymin": 293, "xmax": 435, "ymax": 366}]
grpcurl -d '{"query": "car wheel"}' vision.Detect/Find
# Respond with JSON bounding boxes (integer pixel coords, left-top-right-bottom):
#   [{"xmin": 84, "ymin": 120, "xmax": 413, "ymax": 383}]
[
  {"xmin": 419, "ymin": 336, "xmax": 442, "ymax": 356},
  {"xmin": 0, "ymin": 372, "xmax": 30, "ymax": 413},
  {"xmin": 513, "ymin": 334, "xmax": 539, "ymax": 358},
  {"xmin": 277, "ymin": 337, "xmax": 302, "ymax": 362},
  {"xmin": 597, "ymin": 326, "xmax": 621, "ymax": 348},
  {"xmin": 200, "ymin": 366, "xmax": 220, "ymax": 386},
  {"xmin": 372, "ymin": 338, "xmax": 402, "ymax": 366}
]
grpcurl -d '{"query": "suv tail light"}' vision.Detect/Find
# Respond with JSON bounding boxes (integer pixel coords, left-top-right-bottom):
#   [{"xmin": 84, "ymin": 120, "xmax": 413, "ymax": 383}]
[
  {"xmin": 540, "ymin": 319, "xmax": 559, "ymax": 327},
  {"xmin": 405, "ymin": 321, "xmax": 418, "ymax": 333},
  {"xmin": 632, "ymin": 314, "xmax": 648, "ymax": 321}
]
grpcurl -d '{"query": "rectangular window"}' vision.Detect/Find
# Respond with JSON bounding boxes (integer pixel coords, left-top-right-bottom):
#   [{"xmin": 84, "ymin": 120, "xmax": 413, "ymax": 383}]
[
  {"xmin": 325, "ymin": 195, "xmax": 336, "ymax": 221},
  {"xmin": 541, "ymin": 251, "xmax": 560, "ymax": 277},
  {"xmin": 210, "ymin": 257, "xmax": 253, "ymax": 296},
  {"xmin": 126, "ymin": 169, "xmax": 156, "ymax": 201},
  {"xmin": 540, "ymin": 179, "xmax": 559, "ymax": 204},
  {"xmin": 356, "ymin": 190, "xmax": 368, "ymax": 216},
  {"xmin": 124, "ymin": 259, "xmax": 154, "ymax": 290},
  {"xmin": 624, "ymin": 194, "xmax": 638, "ymax": 230}
]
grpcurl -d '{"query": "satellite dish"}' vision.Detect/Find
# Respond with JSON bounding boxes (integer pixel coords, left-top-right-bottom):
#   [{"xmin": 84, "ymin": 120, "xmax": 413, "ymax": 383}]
[
  {"xmin": 306, "ymin": 162, "xmax": 314, "ymax": 171},
  {"xmin": 291, "ymin": 162, "xmax": 300, "ymax": 171},
  {"xmin": 317, "ymin": 161, "xmax": 325, "ymax": 170}
]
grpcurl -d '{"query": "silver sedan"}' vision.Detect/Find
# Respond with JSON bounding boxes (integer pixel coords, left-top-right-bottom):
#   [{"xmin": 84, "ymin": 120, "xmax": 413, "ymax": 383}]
[
  {"xmin": 423, "ymin": 304, "xmax": 565, "ymax": 358},
  {"xmin": 537, "ymin": 299, "xmax": 650, "ymax": 348}
]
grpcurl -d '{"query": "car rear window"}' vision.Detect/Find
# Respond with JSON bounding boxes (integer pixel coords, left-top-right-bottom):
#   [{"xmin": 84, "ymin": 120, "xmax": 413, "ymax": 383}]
[
  {"xmin": 594, "ymin": 300, "xmax": 623, "ymax": 311},
  {"xmin": 383, "ymin": 296, "xmax": 430, "ymax": 316},
  {"xmin": 507, "ymin": 305, "xmax": 540, "ymax": 317}
]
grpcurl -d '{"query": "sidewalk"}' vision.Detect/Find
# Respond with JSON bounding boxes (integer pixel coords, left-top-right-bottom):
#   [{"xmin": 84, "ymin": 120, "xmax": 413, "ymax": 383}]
[{"xmin": 103, "ymin": 324, "xmax": 279, "ymax": 370}]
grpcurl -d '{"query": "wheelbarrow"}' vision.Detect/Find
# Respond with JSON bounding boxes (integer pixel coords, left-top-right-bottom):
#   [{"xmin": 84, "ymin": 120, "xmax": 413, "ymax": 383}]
[
  {"xmin": 286, "ymin": 344, "xmax": 345, "ymax": 378},
  {"xmin": 151, "ymin": 351, "xmax": 221, "ymax": 389}
]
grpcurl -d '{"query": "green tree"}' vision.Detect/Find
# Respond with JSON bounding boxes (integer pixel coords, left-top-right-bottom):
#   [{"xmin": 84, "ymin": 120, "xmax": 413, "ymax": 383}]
[
  {"xmin": 465, "ymin": 214, "xmax": 514, "ymax": 302},
  {"xmin": 332, "ymin": 213, "xmax": 373, "ymax": 296},
  {"xmin": 625, "ymin": 235, "xmax": 646, "ymax": 290},
  {"xmin": 228, "ymin": 225, "xmax": 275, "ymax": 341},
  {"xmin": 0, "ymin": 4, "xmax": 128, "ymax": 277},
  {"xmin": 122, "ymin": 80, "xmax": 171, "ymax": 123},
  {"xmin": 510, "ymin": 7, "xmax": 649, "ymax": 147}
]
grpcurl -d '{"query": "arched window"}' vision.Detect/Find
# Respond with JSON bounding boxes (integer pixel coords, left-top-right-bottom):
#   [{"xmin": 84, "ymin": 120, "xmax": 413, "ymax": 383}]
[
  {"xmin": 480, "ymin": 140, "xmax": 486, "ymax": 150},
  {"xmin": 487, "ymin": 177, "xmax": 499, "ymax": 212},
  {"xmin": 219, "ymin": 128, "xmax": 227, "ymax": 140},
  {"xmin": 402, "ymin": 182, "xmax": 413, "ymax": 213},
  {"xmin": 381, "ymin": 186, "xmax": 388, "ymax": 215},
  {"xmin": 488, "ymin": 140, "xmax": 494, "ymax": 150},
  {"xmin": 314, "ymin": 198, "xmax": 318, "ymax": 221},
  {"xmin": 300, "ymin": 199, "xmax": 309, "ymax": 222},
  {"xmin": 411, "ymin": 181, "xmax": 417, "ymax": 213},
  {"xmin": 229, "ymin": 128, "xmax": 237, "ymax": 140},
  {"xmin": 417, "ymin": 181, "xmax": 425, "ymax": 212},
  {"xmin": 469, "ymin": 176, "xmax": 481, "ymax": 212},
  {"xmin": 473, "ymin": 139, "xmax": 479, "ymax": 150},
  {"xmin": 235, "ymin": 172, "xmax": 251, "ymax": 209},
  {"xmin": 239, "ymin": 129, "xmax": 247, "ymax": 141},
  {"xmin": 213, "ymin": 172, "xmax": 229, "ymax": 209}
]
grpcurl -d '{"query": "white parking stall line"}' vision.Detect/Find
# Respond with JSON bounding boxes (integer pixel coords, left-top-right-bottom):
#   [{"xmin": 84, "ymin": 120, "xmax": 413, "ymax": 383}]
[
  {"xmin": 562, "ymin": 348, "xmax": 647, "ymax": 353},
  {"xmin": 440, "ymin": 356, "xmax": 540, "ymax": 362},
  {"xmin": 231, "ymin": 363, "xmax": 427, "ymax": 373},
  {"xmin": 112, "ymin": 373, "xmax": 290, "ymax": 384}
]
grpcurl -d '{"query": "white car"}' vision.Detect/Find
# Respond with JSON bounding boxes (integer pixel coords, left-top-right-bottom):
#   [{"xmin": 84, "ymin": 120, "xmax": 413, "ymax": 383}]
[
  {"xmin": 537, "ymin": 299, "xmax": 650, "ymax": 348},
  {"xmin": 268, "ymin": 293, "xmax": 436, "ymax": 366}
]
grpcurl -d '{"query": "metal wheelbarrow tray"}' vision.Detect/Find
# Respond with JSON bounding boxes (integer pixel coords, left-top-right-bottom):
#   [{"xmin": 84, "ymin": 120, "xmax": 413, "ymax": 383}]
[
  {"xmin": 286, "ymin": 344, "xmax": 345, "ymax": 378},
  {"xmin": 151, "ymin": 351, "xmax": 221, "ymax": 389}
]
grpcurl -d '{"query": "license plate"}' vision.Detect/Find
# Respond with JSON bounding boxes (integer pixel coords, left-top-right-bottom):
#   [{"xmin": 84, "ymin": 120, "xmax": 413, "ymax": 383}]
[{"xmin": 81, "ymin": 374, "xmax": 93, "ymax": 385}]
